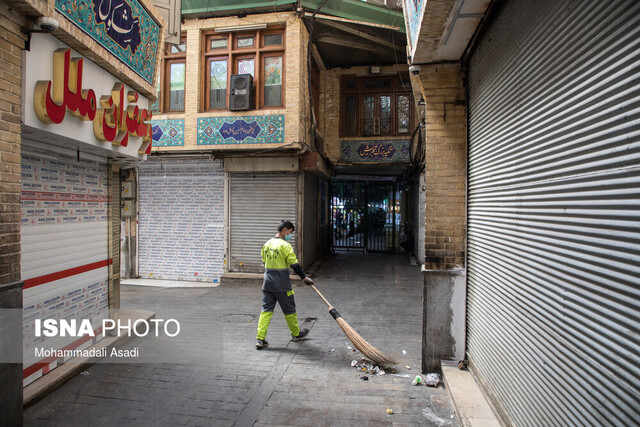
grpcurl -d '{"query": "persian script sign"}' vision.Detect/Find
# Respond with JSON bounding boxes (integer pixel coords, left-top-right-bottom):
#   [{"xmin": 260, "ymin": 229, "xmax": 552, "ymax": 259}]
[
  {"xmin": 33, "ymin": 49, "xmax": 153, "ymax": 155},
  {"xmin": 341, "ymin": 140, "xmax": 411, "ymax": 163},
  {"xmin": 358, "ymin": 143, "xmax": 396, "ymax": 159},
  {"xmin": 197, "ymin": 115, "xmax": 284, "ymax": 145},
  {"xmin": 56, "ymin": 0, "xmax": 159, "ymax": 83},
  {"xmin": 219, "ymin": 120, "xmax": 262, "ymax": 142}
]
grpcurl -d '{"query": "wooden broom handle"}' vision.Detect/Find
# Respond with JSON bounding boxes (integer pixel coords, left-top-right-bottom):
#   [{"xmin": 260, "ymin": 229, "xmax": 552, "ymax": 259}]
[{"xmin": 309, "ymin": 284, "xmax": 333, "ymax": 310}]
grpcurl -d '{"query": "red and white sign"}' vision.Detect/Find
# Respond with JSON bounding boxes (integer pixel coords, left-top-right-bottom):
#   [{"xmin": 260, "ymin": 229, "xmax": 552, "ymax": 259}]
[{"xmin": 23, "ymin": 34, "xmax": 154, "ymax": 162}]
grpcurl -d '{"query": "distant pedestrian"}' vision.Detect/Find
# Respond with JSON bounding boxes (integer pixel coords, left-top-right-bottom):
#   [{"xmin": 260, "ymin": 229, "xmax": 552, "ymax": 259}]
[{"xmin": 255, "ymin": 220, "xmax": 314, "ymax": 349}]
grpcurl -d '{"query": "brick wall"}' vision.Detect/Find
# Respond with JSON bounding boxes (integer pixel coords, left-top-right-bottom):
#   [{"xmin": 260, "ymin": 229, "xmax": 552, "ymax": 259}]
[
  {"xmin": 318, "ymin": 64, "xmax": 412, "ymax": 165},
  {"xmin": 0, "ymin": 4, "xmax": 26, "ymax": 287},
  {"xmin": 419, "ymin": 64, "xmax": 466, "ymax": 270},
  {"xmin": 0, "ymin": 5, "xmax": 26, "ymax": 423},
  {"xmin": 154, "ymin": 12, "xmax": 309, "ymax": 152}
]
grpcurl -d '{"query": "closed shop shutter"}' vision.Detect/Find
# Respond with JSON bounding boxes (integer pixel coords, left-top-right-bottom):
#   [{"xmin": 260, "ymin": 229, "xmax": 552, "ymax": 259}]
[
  {"xmin": 20, "ymin": 141, "xmax": 110, "ymax": 386},
  {"xmin": 229, "ymin": 173, "xmax": 297, "ymax": 272},
  {"xmin": 138, "ymin": 158, "xmax": 225, "ymax": 282},
  {"xmin": 467, "ymin": 0, "xmax": 640, "ymax": 424}
]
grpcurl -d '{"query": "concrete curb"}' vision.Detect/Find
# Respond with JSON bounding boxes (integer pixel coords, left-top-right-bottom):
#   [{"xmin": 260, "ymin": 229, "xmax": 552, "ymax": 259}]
[
  {"xmin": 441, "ymin": 361, "xmax": 501, "ymax": 427},
  {"xmin": 23, "ymin": 309, "xmax": 155, "ymax": 407}
]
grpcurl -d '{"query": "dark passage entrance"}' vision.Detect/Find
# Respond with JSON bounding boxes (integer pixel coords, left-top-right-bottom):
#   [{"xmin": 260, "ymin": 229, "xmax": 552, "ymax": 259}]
[{"xmin": 331, "ymin": 180, "xmax": 401, "ymax": 253}]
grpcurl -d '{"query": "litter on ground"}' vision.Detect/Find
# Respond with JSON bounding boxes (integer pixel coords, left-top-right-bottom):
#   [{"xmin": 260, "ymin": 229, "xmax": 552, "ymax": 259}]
[
  {"xmin": 421, "ymin": 407, "xmax": 452, "ymax": 426},
  {"xmin": 424, "ymin": 373, "xmax": 441, "ymax": 387},
  {"xmin": 350, "ymin": 359, "xmax": 387, "ymax": 375}
]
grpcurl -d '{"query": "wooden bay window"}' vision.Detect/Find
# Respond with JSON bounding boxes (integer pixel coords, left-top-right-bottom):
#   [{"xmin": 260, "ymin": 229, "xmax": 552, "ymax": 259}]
[{"xmin": 340, "ymin": 75, "xmax": 413, "ymax": 137}]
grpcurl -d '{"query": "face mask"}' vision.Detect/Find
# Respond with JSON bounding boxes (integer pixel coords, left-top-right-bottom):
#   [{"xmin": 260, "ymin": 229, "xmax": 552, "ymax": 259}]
[{"xmin": 284, "ymin": 234, "xmax": 292, "ymax": 242}]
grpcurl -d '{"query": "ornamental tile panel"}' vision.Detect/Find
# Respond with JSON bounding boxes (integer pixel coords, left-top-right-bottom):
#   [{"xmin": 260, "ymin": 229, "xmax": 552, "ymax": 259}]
[
  {"xmin": 55, "ymin": 0, "xmax": 160, "ymax": 83},
  {"xmin": 151, "ymin": 119, "xmax": 185, "ymax": 146},
  {"xmin": 341, "ymin": 140, "xmax": 411, "ymax": 163},
  {"xmin": 405, "ymin": 0, "xmax": 427, "ymax": 51},
  {"xmin": 198, "ymin": 115, "xmax": 284, "ymax": 145}
]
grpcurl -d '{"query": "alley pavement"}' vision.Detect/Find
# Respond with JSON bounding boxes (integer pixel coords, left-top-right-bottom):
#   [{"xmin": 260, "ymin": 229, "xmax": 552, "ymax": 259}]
[{"xmin": 24, "ymin": 253, "xmax": 458, "ymax": 426}]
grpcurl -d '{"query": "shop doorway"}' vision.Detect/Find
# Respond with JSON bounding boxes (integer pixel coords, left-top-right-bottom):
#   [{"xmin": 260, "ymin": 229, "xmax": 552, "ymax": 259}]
[{"xmin": 331, "ymin": 180, "xmax": 402, "ymax": 253}]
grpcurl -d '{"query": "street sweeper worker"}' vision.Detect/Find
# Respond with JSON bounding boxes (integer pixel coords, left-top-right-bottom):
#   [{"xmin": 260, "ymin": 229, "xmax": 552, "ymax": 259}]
[{"xmin": 255, "ymin": 220, "xmax": 314, "ymax": 349}]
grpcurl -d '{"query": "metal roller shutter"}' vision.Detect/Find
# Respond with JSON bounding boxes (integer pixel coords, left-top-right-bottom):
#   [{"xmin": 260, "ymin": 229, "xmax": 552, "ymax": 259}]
[
  {"xmin": 229, "ymin": 173, "xmax": 297, "ymax": 272},
  {"xmin": 20, "ymin": 141, "xmax": 110, "ymax": 386},
  {"xmin": 467, "ymin": 0, "xmax": 640, "ymax": 425},
  {"xmin": 138, "ymin": 158, "xmax": 225, "ymax": 282}
]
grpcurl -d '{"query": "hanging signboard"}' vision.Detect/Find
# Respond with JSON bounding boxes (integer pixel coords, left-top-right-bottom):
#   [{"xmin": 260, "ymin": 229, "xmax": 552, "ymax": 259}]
[
  {"xmin": 340, "ymin": 140, "xmax": 411, "ymax": 163},
  {"xmin": 55, "ymin": 0, "xmax": 160, "ymax": 84},
  {"xmin": 23, "ymin": 34, "xmax": 153, "ymax": 161}
]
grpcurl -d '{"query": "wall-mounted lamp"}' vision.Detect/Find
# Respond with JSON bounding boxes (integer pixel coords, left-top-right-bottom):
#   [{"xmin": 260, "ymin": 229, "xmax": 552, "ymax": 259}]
[
  {"xmin": 215, "ymin": 23, "xmax": 267, "ymax": 32},
  {"xmin": 417, "ymin": 97, "xmax": 426, "ymax": 127}
]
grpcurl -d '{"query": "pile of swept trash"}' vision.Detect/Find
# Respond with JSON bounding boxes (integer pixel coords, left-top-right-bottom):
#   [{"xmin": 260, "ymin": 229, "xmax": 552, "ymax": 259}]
[
  {"xmin": 351, "ymin": 358, "xmax": 387, "ymax": 376},
  {"xmin": 349, "ymin": 358, "xmax": 441, "ymax": 387}
]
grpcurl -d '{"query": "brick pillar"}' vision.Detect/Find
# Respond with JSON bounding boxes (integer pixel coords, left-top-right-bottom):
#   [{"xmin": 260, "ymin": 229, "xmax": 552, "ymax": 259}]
[
  {"xmin": 417, "ymin": 64, "xmax": 467, "ymax": 373},
  {"xmin": 0, "ymin": 3, "xmax": 26, "ymax": 425}
]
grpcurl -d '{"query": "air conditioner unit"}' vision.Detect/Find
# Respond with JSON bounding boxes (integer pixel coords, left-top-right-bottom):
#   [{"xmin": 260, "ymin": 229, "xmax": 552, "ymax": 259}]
[{"xmin": 229, "ymin": 74, "xmax": 254, "ymax": 111}]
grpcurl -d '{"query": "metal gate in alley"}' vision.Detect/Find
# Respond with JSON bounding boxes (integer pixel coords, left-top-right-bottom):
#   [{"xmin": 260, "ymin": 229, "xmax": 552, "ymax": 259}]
[{"xmin": 330, "ymin": 180, "xmax": 401, "ymax": 253}]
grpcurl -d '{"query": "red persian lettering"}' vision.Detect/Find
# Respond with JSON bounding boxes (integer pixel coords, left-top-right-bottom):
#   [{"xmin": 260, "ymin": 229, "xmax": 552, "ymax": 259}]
[{"xmin": 34, "ymin": 49, "xmax": 153, "ymax": 155}]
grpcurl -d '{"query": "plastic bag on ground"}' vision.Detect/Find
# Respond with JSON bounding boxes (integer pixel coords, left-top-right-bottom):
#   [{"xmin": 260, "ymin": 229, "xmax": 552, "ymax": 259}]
[{"xmin": 422, "ymin": 407, "xmax": 452, "ymax": 426}]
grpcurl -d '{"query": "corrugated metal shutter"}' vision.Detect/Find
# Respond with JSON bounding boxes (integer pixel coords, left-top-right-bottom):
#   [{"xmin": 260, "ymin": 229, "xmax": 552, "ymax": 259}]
[
  {"xmin": 20, "ymin": 141, "xmax": 110, "ymax": 386},
  {"xmin": 229, "ymin": 173, "xmax": 297, "ymax": 272},
  {"xmin": 138, "ymin": 158, "xmax": 225, "ymax": 282},
  {"xmin": 467, "ymin": 0, "xmax": 640, "ymax": 425}
]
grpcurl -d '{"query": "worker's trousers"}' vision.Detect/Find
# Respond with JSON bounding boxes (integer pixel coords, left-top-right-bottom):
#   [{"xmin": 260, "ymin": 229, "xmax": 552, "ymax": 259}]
[{"xmin": 256, "ymin": 289, "xmax": 300, "ymax": 340}]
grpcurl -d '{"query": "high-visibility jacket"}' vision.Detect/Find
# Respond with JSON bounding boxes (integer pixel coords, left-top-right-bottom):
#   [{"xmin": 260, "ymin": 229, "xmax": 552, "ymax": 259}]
[{"xmin": 261, "ymin": 237, "xmax": 305, "ymax": 292}]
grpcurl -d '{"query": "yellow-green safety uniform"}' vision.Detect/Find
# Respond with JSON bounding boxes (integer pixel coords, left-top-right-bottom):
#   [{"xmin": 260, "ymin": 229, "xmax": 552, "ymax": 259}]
[{"xmin": 256, "ymin": 237, "xmax": 306, "ymax": 341}]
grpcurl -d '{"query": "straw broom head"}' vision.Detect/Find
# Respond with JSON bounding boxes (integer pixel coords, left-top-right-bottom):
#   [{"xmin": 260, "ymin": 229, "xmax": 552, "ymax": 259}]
[
  {"xmin": 308, "ymin": 284, "xmax": 395, "ymax": 366},
  {"xmin": 334, "ymin": 314, "xmax": 395, "ymax": 366}
]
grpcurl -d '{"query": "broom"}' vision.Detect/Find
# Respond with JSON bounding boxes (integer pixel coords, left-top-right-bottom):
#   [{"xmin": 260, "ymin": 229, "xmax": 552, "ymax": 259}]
[{"xmin": 309, "ymin": 284, "xmax": 395, "ymax": 366}]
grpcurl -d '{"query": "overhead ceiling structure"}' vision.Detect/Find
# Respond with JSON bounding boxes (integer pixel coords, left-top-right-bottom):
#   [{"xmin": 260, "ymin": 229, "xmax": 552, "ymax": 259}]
[
  {"xmin": 404, "ymin": 0, "xmax": 491, "ymax": 64},
  {"xmin": 301, "ymin": 0, "xmax": 406, "ymax": 68},
  {"xmin": 182, "ymin": 0, "xmax": 409, "ymax": 68}
]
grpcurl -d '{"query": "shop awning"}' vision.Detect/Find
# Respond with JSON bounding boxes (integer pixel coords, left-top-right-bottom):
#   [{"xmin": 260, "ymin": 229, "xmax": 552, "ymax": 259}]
[{"xmin": 182, "ymin": 0, "xmax": 405, "ymax": 33}]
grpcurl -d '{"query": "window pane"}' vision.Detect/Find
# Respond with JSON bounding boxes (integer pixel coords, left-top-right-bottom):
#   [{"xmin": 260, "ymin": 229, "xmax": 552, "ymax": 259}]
[
  {"xmin": 380, "ymin": 95, "xmax": 391, "ymax": 135},
  {"xmin": 264, "ymin": 56, "xmax": 282, "ymax": 106},
  {"xmin": 398, "ymin": 95, "xmax": 410, "ymax": 134},
  {"xmin": 344, "ymin": 79, "xmax": 357, "ymax": 91},
  {"xmin": 238, "ymin": 58, "xmax": 254, "ymax": 77},
  {"xmin": 345, "ymin": 96, "xmax": 357, "ymax": 135},
  {"xmin": 170, "ymin": 42, "xmax": 186, "ymax": 54},
  {"xmin": 237, "ymin": 37, "xmax": 254, "ymax": 48},
  {"xmin": 169, "ymin": 62, "xmax": 185, "ymax": 111},
  {"xmin": 210, "ymin": 39, "xmax": 227, "ymax": 50},
  {"xmin": 363, "ymin": 96, "xmax": 375, "ymax": 135},
  {"xmin": 210, "ymin": 60, "xmax": 227, "ymax": 109},
  {"xmin": 265, "ymin": 34, "xmax": 283, "ymax": 46},
  {"xmin": 363, "ymin": 79, "xmax": 391, "ymax": 90}
]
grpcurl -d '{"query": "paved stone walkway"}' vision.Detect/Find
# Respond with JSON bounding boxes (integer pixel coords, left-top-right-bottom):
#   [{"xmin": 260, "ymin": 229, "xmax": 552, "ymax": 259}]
[{"xmin": 24, "ymin": 253, "xmax": 458, "ymax": 426}]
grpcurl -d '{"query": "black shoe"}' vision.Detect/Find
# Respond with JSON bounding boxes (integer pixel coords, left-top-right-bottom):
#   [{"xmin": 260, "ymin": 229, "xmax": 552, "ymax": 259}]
[
  {"xmin": 255, "ymin": 339, "xmax": 269, "ymax": 349},
  {"xmin": 291, "ymin": 329, "xmax": 309, "ymax": 342}
]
